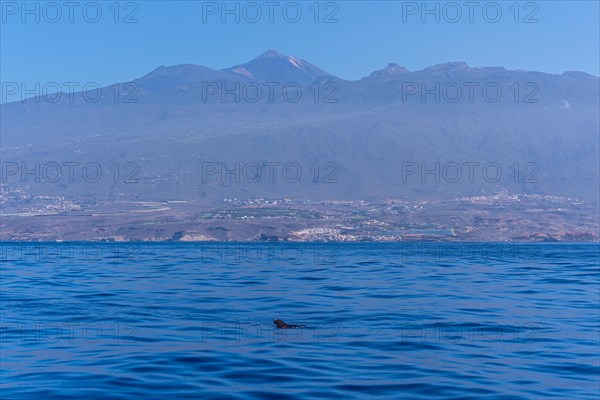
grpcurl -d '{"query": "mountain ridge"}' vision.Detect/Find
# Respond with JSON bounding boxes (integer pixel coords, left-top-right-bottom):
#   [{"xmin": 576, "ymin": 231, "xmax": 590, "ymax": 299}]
[
  {"xmin": 2, "ymin": 50, "xmax": 598, "ymax": 107},
  {"xmin": 118, "ymin": 50, "xmax": 600, "ymax": 91}
]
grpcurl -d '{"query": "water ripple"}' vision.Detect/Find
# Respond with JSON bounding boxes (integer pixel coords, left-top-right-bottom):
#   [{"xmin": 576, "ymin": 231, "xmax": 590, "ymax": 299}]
[{"xmin": 1, "ymin": 243, "xmax": 598, "ymax": 399}]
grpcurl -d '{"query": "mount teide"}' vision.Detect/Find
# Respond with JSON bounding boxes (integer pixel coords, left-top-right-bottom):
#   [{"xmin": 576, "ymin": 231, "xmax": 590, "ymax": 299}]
[
  {"xmin": 1, "ymin": 50, "xmax": 598, "ymax": 202},
  {"xmin": 224, "ymin": 49, "xmax": 334, "ymax": 84}
]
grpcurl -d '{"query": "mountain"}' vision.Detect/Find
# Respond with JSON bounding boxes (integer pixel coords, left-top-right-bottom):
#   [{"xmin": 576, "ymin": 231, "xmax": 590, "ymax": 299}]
[
  {"xmin": 1, "ymin": 51, "xmax": 598, "ymax": 204},
  {"xmin": 365, "ymin": 63, "xmax": 410, "ymax": 81},
  {"xmin": 223, "ymin": 49, "xmax": 334, "ymax": 84}
]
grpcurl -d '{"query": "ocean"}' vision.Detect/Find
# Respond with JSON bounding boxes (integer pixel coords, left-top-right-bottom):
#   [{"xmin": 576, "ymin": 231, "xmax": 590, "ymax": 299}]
[{"xmin": 1, "ymin": 243, "xmax": 598, "ymax": 399}]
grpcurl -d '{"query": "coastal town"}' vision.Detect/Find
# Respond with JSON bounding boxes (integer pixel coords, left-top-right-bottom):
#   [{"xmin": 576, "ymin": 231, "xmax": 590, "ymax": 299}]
[{"xmin": 1, "ymin": 186, "xmax": 597, "ymax": 242}]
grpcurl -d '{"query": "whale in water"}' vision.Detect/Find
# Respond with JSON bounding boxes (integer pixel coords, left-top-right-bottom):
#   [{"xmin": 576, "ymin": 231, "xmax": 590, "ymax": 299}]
[{"xmin": 274, "ymin": 319, "xmax": 305, "ymax": 329}]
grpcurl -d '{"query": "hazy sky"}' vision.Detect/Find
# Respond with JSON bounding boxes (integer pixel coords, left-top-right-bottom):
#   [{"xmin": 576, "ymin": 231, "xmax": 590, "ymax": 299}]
[{"xmin": 1, "ymin": 0, "xmax": 599, "ymax": 88}]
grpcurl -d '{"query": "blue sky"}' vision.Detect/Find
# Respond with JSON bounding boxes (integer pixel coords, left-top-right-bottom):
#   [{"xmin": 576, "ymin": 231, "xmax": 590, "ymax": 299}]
[{"xmin": 1, "ymin": 0, "xmax": 599, "ymax": 88}]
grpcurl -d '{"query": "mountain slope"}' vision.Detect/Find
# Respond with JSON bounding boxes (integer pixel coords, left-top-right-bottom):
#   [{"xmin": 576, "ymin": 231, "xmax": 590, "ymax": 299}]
[{"xmin": 1, "ymin": 51, "xmax": 598, "ymax": 203}]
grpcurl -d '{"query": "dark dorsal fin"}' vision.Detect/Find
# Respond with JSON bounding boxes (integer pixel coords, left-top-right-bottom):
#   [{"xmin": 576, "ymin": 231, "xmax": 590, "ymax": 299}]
[{"xmin": 274, "ymin": 319, "xmax": 288, "ymax": 328}]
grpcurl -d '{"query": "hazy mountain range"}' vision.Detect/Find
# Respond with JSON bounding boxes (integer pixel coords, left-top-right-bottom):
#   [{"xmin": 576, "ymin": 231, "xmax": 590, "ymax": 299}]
[{"xmin": 1, "ymin": 50, "xmax": 599, "ymax": 203}]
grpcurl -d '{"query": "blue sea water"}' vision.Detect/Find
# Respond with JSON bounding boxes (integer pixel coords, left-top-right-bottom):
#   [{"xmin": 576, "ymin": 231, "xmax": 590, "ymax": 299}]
[{"xmin": 1, "ymin": 242, "xmax": 598, "ymax": 399}]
